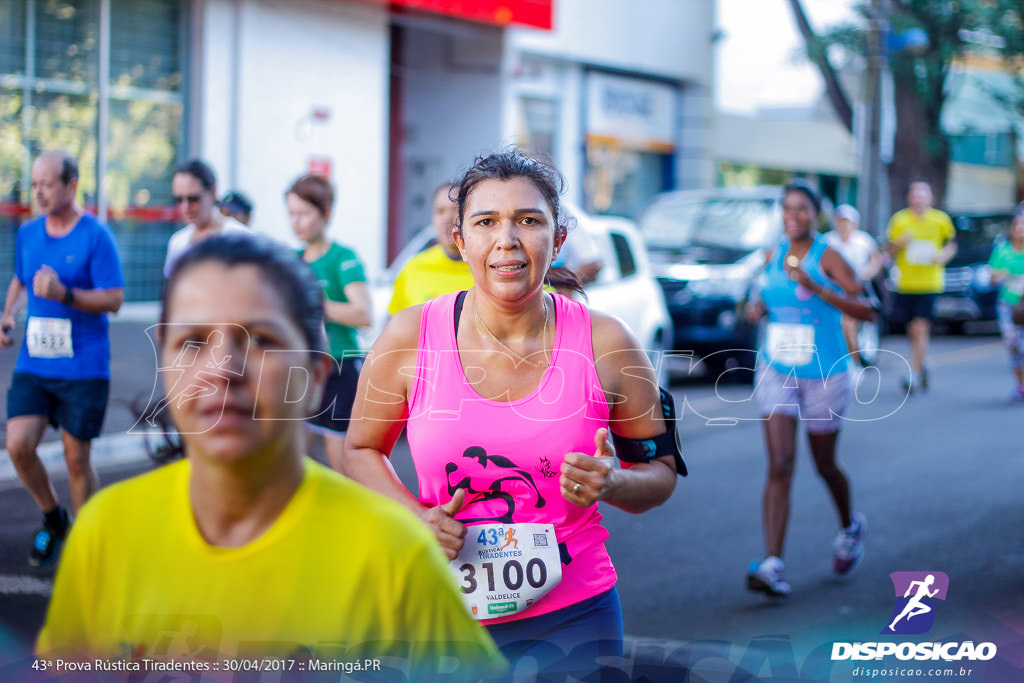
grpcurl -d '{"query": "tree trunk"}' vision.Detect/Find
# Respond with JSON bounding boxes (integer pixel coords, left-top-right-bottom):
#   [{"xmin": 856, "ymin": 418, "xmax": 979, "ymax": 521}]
[
  {"xmin": 785, "ymin": 0, "xmax": 854, "ymax": 133},
  {"xmin": 887, "ymin": 81, "xmax": 950, "ymax": 213}
]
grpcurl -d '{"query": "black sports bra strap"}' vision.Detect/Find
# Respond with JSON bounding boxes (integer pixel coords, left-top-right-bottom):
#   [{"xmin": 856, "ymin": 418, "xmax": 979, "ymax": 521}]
[{"xmin": 454, "ymin": 290, "xmax": 468, "ymax": 335}]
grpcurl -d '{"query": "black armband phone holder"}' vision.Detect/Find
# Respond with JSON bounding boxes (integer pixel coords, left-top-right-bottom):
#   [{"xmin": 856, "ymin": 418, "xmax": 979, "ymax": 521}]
[{"xmin": 611, "ymin": 387, "xmax": 687, "ymax": 477}]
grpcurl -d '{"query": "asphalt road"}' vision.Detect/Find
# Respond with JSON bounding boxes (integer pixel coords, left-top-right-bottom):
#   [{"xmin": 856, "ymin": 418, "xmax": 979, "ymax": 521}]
[{"xmin": 0, "ymin": 320, "xmax": 1021, "ymax": 682}]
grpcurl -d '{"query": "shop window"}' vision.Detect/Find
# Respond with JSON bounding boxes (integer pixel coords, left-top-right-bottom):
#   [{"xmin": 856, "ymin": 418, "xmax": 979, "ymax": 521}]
[
  {"xmin": 585, "ymin": 143, "xmax": 673, "ymax": 219},
  {"xmin": 520, "ymin": 97, "xmax": 558, "ymax": 161},
  {"xmin": 610, "ymin": 232, "xmax": 636, "ymax": 279},
  {"xmin": 0, "ymin": 0, "xmax": 185, "ymax": 302}
]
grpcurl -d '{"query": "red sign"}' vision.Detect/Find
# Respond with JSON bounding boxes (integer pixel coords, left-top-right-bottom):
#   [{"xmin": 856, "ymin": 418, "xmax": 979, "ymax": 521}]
[
  {"xmin": 0, "ymin": 201, "xmax": 31, "ymax": 218},
  {"xmin": 373, "ymin": 0, "xmax": 553, "ymax": 30},
  {"xmin": 308, "ymin": 157, "xmax": 333, "ymax": 179},
  {"xmin": 0, "ymin": 202, "xmax": 180, "ymax": 223}
]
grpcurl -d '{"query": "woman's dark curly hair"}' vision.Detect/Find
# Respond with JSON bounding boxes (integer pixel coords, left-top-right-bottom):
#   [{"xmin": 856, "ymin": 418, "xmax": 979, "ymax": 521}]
[{"xmin": 455, "ymin": 149, "xmax": 584, "ymax": 295}]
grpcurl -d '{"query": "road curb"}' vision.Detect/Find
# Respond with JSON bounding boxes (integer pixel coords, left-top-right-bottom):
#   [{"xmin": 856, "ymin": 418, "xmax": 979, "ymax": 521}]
[
  {"xmin": 109, "ymin": 301, "xmax": 160, "ymax": 324},
  {"xmin": 0, "ymin": 432, "xmax": 150, "ymax": 490}
]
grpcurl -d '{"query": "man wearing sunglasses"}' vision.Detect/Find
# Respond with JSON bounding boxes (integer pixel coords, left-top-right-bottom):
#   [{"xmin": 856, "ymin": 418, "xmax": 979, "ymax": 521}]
[
  {"xmin": 164, "ymin": 159, "xmax": 249, "ymax": 277},
  {"xmin": 0, "ymin": 150, "xmax": 125, "ymax": 568}
]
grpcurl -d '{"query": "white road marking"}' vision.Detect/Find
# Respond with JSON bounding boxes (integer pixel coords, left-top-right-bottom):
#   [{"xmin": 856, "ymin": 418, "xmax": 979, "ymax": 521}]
[
  {"xmin": 0, "ymin": 574, "xmax": 53, "ymax": 596},
  {"xmin": 0, "ymin": 432, "xmax": 150, "ymax": 490}
]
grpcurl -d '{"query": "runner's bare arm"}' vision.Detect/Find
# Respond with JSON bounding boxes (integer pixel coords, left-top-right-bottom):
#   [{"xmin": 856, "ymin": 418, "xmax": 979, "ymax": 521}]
[
  {"xmin": 864, "ymin": 248, "xmax": 885, "ymax": 281},
  {"xmin": 343, "ymin": 306, "xmax": 469, "ymax": 558},
  {"xmin": 885, "ymin": 229, "xmax": 911, "ymax": 256},
  {"xmin": 0, "ymin": 276, "xmax": 25, "ymax": 346},
  {"xmin": 60, "ymin": 287, "xmax": 124, "ymax": 314},
  {"xmin": 32, "ymin": 266, "xmax": 123, "ymax": 314},
  {"xmin": 569, "ymin": 312, "xmax": 676, "ymax": 514},
  {"xmin": 2, "ymin": 276, "xmax": 25, "ymax": 320},
  {"xmin": 323, "ymin": 281, "xmax": 372, "ymax": 328},
  {"xmin": 343, "ymin": 305, "xmax": 421, "ymax": 505},
  {"xmin": 809, "ymin": 249, "xmax": 875, "ymax": 322},
  {"xmin": 937, "ymin": 239, "xmax": 957, "ymax": 265},
  {"xmin": 744, "ymin": 249, "xmax": 773, "ymax": 323}
]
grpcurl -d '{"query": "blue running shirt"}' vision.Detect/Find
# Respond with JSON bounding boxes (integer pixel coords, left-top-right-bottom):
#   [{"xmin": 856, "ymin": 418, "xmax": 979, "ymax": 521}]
[{"xmin": 14, "ymin": 214, "xmax": 125, "ymax": 379}]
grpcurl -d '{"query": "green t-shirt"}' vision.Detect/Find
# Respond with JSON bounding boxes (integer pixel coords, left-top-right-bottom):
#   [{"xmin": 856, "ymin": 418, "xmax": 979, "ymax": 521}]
[
  {"xmin": 302, "ymin": 242, "xmax": 367, "ymax": 358},
  {"xmin": 989, "ymin": 241, "xmax": 1024, "ymax": 306}
]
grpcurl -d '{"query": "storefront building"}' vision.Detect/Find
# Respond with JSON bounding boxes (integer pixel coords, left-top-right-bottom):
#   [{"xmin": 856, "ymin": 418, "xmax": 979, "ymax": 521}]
[{"xmin": 1, "ymin": 0, "xmax": 716, "ymax": 299}]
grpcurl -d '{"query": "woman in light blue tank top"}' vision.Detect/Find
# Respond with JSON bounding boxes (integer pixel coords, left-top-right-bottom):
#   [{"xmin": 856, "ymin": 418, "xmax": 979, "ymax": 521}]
[
  {"xmin": 761, "ymin": 235, "xmax": 850, "ymax": 379},
  {"xmin": 744, "ymin": 181, "xmax": 876, "ymax": 598}
]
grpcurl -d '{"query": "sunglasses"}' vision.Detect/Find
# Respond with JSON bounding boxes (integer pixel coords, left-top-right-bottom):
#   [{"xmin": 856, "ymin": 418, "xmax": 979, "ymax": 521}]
[{"xmin": 173, "ymin": 194, "xmax": 204, "ymax": 205}]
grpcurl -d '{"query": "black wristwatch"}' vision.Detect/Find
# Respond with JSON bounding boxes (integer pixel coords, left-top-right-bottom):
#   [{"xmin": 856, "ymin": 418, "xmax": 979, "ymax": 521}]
[{"xmin": 62, "ymin": 287, "xmax": 75, "ymax": 306}]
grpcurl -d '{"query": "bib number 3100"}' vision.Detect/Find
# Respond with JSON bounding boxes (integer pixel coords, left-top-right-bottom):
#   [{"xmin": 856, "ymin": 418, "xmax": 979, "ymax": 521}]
[{"xmin": 450, "ymin": 523, "xmax": 561, "ymax": 620}]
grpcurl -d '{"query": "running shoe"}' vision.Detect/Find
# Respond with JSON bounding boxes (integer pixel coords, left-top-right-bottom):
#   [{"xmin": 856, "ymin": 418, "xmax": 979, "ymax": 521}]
[
  {"xmin": 901, "ymin": 371, "xmax": 914, "ymax": 395},
  {"xmin": 28, "ymin": 513, "xmax": 70, "ymax": 569},
  {"xmin": 1010, "ymin": 385, "xmax": 1024, "ymax": 404},
  {"xmin": 746, "ymin": 556, "xmax": 791, "ymax": 597},
  {"xmin": 919, "ymin": 367, "xmax": 930, "ymax": 391},
  {"xmin": 833, "ymin": 512, "xmax": 867, "ymax": 574}
]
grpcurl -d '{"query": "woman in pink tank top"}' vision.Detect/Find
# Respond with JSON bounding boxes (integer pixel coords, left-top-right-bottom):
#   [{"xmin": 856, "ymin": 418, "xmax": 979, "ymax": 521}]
[{"xmin": 343, "ymin": 150, "xmax": 679, "ymax": 680}]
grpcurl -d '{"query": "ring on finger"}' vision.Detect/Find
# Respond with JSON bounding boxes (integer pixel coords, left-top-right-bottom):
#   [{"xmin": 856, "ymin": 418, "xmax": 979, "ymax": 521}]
[{"xmin": 572, "ymin": 482, "xmax": 582, "ymax": 494}]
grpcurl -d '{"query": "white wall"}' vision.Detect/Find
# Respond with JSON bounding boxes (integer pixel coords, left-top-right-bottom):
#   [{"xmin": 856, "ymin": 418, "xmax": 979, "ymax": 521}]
[
  {"xmin": 504, "ymin": 0, "xmax": 717, "ymax": 204},
  {"xmin": 508, "ymin": 0, "xmax": 715, "ymax": 84},
  {"xmin": 502, "ymin": 55, "xmax": 585, "ymax": 204},
  {"xmin": 196, "ymin": 0, "xmax": 237, "ymax": 175},
  {"xmin": 715, "ymin": 112, "xmax": 859, "ymax": 176},
  {"xmin": 197, "ymin": 0, "xmax": 391, "ymax": 274},
  {"xmin": 677, "ymin": 83, "xmax": 715, "ymax": 190},
  {"xmin": 947, "ymin": 162, "xmax": 1017, "ymax": 212},
  {"xmin": 397, "ymin": 22, "xmax": 505, "ymax": 240}
]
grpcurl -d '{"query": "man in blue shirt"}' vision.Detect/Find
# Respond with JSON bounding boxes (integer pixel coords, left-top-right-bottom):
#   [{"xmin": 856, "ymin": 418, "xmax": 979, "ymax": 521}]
[{"xmin": 0, "ymin": 150, "xmax": 125, "ymax": 568}]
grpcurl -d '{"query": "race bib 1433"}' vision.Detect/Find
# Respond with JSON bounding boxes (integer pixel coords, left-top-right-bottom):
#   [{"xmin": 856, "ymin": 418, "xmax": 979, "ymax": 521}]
[{"xmin": 26, "ymin": 317, "xmax": 73, "ymax": 358}]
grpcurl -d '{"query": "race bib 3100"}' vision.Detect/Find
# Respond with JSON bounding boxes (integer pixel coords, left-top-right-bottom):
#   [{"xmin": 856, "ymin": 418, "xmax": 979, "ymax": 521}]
[{"xmin": 451, "ymin": 523, "xmax": 562, "ymax": 620}]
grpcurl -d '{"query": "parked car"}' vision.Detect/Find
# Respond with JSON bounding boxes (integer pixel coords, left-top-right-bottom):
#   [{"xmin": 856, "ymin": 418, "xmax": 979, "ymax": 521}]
[
  {"xmin": 638, "ymin": 187, "xmax": 786, "ymax": 378},
  {"xmin": 881, "ymin": 211, "xmax": 1011, "ymax": 333},
  {"xmin": 362, "ymin": 203, "xmax": 674, "ymax": 383},
  {"xmin": 638, "ymin": 186, "xmax": 880, "ymax": 377}
]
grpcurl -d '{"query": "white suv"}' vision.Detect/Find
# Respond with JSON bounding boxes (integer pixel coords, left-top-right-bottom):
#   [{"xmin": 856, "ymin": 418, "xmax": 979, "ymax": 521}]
[{"xmin": 361, "ymin": 205, "xmax": 673, "ymax": 384}]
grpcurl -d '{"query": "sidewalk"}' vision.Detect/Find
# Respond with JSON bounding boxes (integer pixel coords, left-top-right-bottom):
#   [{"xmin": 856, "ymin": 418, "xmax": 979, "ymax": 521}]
[
  {"xmin": 0, "ymin": 304, "xmax": 163, "ymax": 482},
  {"xmin": 0, "ymin": 432, "xmax": 148, "ymax": 490}
]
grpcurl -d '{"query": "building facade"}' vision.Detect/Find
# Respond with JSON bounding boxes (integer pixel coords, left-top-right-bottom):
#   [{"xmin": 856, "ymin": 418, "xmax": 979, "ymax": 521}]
[{"xmin": 1, "ymin": 0, "xmax": 717, "ymax": 300}]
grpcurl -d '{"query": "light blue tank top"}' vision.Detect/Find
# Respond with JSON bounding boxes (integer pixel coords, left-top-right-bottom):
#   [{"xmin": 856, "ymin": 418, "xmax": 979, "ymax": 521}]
[{"xmin": 759, "ymin": 236, "xmax": 851, "ymax": 378}]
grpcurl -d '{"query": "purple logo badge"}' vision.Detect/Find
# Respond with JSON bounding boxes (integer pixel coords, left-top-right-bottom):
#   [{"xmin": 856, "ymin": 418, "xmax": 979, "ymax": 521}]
[{"xmin": 882, "ymin": 571, "xmax": 949, "ymax": 635}]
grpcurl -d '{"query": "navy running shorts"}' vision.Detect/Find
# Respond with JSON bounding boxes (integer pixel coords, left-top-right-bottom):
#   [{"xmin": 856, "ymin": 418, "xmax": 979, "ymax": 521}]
[
  {"xmin": 892, "ymin": 292, "xmax": 938, "ymax": 323},
  {"xmin": 307, "ymin": 355, "xmax": 362, "ymax": 436},
  {"xmin": 7, "ymin": 372, "xmax": 110, "ymax": 441},
  {"xmin": 485, "ymin": 587, "xmax": 623, "ymax": 680}
]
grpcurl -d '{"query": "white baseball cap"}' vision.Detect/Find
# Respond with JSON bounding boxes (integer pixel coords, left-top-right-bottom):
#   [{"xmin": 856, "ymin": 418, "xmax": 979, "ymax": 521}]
[{"xmin": 836, "ymin": 204, "xmax": 860, "ymax": 224}]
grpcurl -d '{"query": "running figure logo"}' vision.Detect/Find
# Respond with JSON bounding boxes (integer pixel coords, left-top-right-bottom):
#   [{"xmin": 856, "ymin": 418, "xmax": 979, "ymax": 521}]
[
  {"xmin": 883, "ymin": 571, "xmax": 949, "ymax": 635},
  {"xmin": 498, "ymin": 528, "xmax": 518, "ymax": 551},
  {"xmin": 131, "ymin": 324, "xmax": 249, "ymax": 435},
  {"xmin": 445, "ymin": 446, "xmax": 546, "ymax": 524}
]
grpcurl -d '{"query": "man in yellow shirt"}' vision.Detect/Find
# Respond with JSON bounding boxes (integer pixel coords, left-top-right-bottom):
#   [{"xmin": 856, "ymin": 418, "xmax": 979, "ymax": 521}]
[
  {"xmin": 886, "ymin": 179, "xmax": 957, "ymax": 392},
  {"xmin": 389, "ymin": 183, "xmax": 474, "ymax": 314}
]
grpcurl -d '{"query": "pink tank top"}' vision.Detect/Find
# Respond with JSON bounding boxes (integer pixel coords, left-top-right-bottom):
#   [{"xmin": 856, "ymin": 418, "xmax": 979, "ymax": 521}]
[{"xmin": 408, "ymin": 292, "xmax": 615, "ymax": 624}]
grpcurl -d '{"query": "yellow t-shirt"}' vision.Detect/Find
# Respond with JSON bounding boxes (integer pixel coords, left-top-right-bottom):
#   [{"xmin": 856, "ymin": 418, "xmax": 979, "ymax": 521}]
[
  {"xmin": 887, "ymin": 207, "xmax": 956, "ymax": 294},
  {"xmin": 388, "ymin": 245, "xmax": 474, "ymax": 314},
  {"xmin": 37, "ymin": 458, "xmax": 503, "ymax": 680}
]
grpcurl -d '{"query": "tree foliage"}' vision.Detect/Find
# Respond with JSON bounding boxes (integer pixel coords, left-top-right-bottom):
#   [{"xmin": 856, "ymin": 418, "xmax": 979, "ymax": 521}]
[{"xmin": 789, "ymin": 0, "xmax": 1024, "ymax": 211}]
